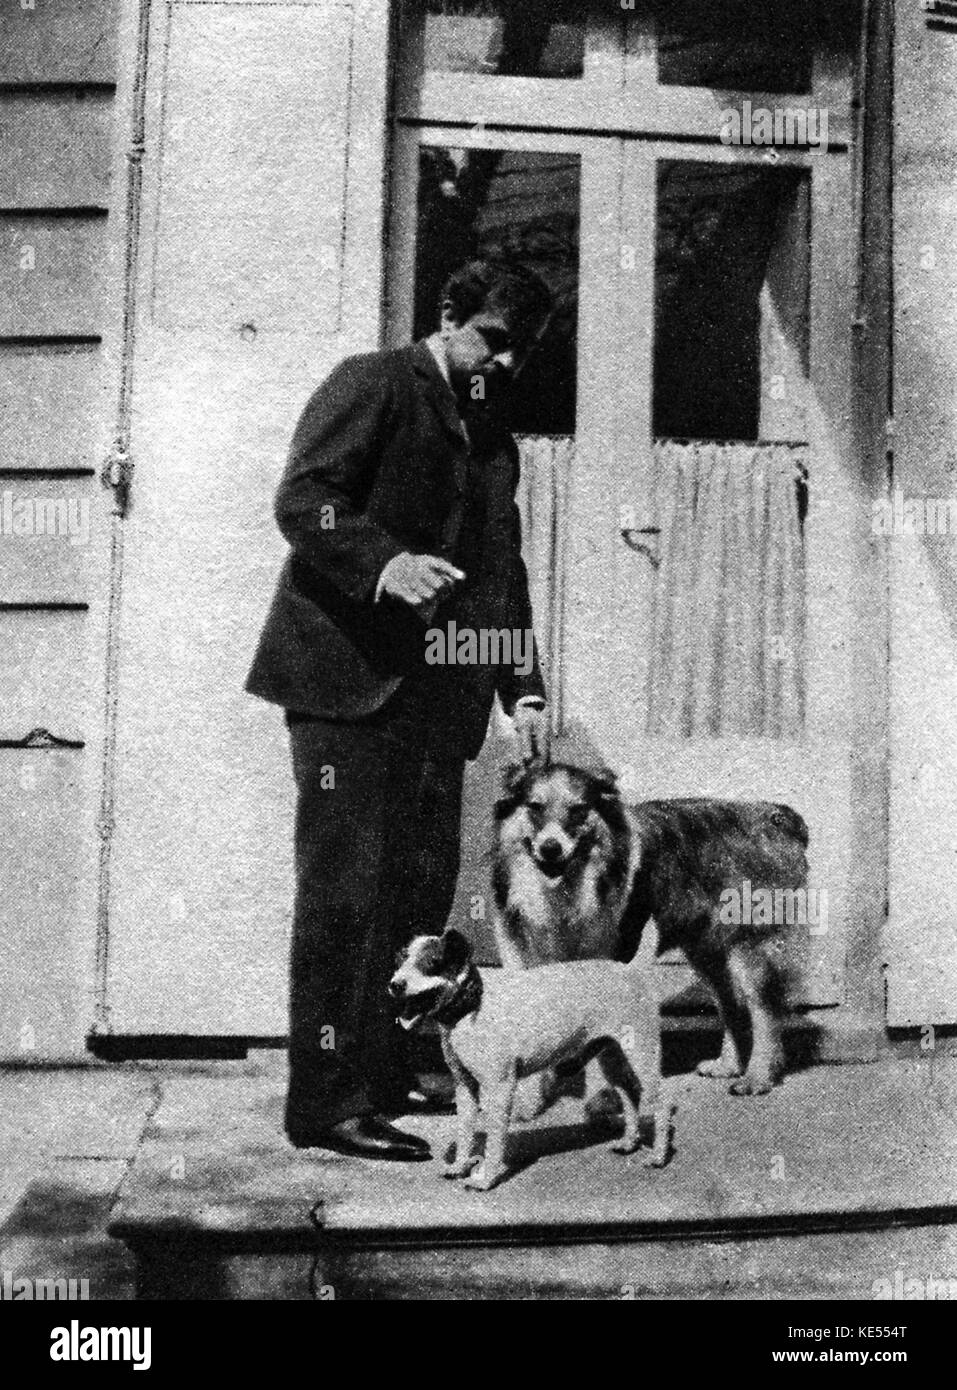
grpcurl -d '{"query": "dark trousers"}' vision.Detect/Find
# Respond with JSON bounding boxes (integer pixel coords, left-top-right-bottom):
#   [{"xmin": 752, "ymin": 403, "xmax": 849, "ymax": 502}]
[{"xmin": 284, "ymin": 683, "xmax": 467, "ymax": 1134}]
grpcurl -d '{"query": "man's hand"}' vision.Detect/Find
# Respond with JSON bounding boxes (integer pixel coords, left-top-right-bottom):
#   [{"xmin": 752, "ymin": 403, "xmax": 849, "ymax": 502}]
[
  {"xmin": 511, "ymin": 703, "xmax": 547, "ymax": 764},
  {"xmin": 377, "ymin": 553, "xmax": 465, "ymax": 615}
]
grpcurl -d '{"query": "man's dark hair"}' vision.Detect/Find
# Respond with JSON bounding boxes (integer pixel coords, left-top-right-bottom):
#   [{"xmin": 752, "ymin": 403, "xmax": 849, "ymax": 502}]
[{"xmin": 441, "ymin": 259, "xmax": 553, "ymax": 345}]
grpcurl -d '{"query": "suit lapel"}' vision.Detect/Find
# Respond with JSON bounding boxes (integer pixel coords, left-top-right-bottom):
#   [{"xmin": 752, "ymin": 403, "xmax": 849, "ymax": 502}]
[
  {"xmin": 410, "ymin": 341, "xmax": 470, "ymax": 494},
  {"xmin": 406, "ymin": 340, "xmax": 518, "ymax": 557}
]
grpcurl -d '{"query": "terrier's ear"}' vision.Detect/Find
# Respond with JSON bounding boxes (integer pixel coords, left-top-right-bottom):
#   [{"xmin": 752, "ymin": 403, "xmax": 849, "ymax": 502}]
[{"xmin": 440, "ymin": 928, "xmax": 473, "ymax": 975}]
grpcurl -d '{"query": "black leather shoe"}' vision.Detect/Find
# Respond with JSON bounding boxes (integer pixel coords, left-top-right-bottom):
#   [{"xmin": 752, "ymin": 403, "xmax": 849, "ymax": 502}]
[{"xmin": 288, "ymin": 1115, "xmax": 432, "ymax": 1160}]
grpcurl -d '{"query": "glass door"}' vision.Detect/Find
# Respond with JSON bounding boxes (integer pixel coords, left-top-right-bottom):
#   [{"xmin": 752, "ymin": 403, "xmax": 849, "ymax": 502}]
[{"xmin": 556, "ymin": 137, "xmax": 856, "ymax": 1008}]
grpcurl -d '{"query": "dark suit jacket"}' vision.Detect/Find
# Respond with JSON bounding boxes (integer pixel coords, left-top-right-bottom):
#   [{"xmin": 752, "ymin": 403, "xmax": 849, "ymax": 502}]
[{"xmin": 245, "ymin": 341, "xmax": 545, "ymax": 756}]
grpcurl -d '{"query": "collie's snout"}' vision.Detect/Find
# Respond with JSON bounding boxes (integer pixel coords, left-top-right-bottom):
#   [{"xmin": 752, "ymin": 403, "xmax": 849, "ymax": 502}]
[{"xmin": 531, "ymin": 829, "xmax": 575, "ymax": 878}]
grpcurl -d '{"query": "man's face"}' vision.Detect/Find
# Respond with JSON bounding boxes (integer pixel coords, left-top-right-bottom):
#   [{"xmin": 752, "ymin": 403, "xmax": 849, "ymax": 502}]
[{"xmin": 440, "ymin": 304, "xmax": 538, "ymax": 408}]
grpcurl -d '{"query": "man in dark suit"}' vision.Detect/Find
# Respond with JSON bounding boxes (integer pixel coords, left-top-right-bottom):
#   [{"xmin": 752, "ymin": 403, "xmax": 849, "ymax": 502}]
[{"xmin": 247, "ymin": 260, "xmax": 552, "ymax": 1159}]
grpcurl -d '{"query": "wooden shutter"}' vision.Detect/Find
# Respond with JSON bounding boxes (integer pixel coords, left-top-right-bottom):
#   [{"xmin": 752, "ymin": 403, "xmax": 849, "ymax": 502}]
[
  {"xmin": 0, "ymin": 0, "xmax": 119, "ymax": 1057},
  {"xmin": 104, "ymin": 0, "xmax": 393, "ymax": 1033}
]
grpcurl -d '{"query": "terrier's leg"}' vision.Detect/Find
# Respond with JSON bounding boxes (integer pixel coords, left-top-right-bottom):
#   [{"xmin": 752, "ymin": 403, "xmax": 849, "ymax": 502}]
[
  {"xmin": 618, "ymin": 1036, "xmax": 673, "ymax": 1168},
  {"xmin": 582, "ymin": 1054, "xmax": 622, "ymax": 1124},
  {"xmin": 511, "ymin": 1071, "xmax": 554, "ymax": 1122},
  {"xmin": 646, "ymin": 1086, "xmax": 674, "ymax": 1167},
  {"xmin": 464, "ymin": 1070, "xmax": 517, "ymax": 1191},
  {"xmin": 443, "ymin": 1078, "xmax": 481, "ymax": 1179},
  {"xmin": 595, "ymin": 1045, "xmax": 643, "ymax": 1156}
]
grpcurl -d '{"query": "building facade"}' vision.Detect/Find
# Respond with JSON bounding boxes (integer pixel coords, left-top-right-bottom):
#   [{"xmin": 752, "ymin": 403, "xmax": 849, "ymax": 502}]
[{"xmin": 0, "ymin": 0, "xmax": 951, "ymax": 1061}]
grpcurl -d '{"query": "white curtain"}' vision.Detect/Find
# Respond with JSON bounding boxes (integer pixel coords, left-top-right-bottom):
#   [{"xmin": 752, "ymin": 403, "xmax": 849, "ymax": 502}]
[
  {"xmin": 647, "ymin": 440, "xmax": 807, "ymax": 739},
  {"xmin": 515, "ymin": 434, "xmax": 574, "ymax": 685}
]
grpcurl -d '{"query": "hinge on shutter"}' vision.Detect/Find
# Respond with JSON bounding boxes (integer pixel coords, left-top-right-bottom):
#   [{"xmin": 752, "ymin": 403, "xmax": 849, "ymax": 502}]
[{"xmin": 102, "ymin": 446, "xmax": 133, "ymax": 517}]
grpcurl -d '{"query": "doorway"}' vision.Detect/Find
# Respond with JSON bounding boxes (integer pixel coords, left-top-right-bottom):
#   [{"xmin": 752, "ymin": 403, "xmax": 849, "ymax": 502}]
[{"xmin": 390, "ymin": 0, "xmax": 864, "ymax": 1013}]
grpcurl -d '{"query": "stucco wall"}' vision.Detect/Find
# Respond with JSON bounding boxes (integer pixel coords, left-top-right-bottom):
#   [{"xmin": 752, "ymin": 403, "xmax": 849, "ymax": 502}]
[{"xmin": 887, "ymin": 2, "xmax": 957, "ymax": 1023}]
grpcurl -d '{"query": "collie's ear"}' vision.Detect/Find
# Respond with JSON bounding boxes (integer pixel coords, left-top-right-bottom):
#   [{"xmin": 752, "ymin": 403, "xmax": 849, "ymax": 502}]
[
  {"xmin": 500, "ymin": 761, "xmax": 529, "ymax": 794},
  {"xmin": 493, "ymin": 761, "xmax": 528, "ymax": 820},
  {"xmin": 592, "ymin": 766, "xmax": 621, "ymax": 798},
  {"xmin": 440, "ymin": 928, "xmax": 473, "ymax": 974}
]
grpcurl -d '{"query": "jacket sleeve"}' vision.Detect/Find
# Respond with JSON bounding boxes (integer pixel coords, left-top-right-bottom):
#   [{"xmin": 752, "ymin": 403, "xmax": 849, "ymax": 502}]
[
  {"xmin": 496, "ymin": 454, "xmax": 547, "ymax": 713},
  {"xmin": 274, "ymin": 354, "xmax": 405, "ymax": 602}
]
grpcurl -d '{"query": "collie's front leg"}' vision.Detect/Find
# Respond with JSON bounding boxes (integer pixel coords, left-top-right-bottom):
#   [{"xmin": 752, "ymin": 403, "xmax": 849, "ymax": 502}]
[{"xmin": 492, "ymin": 909, "xmax": 530, "ymax": 973}]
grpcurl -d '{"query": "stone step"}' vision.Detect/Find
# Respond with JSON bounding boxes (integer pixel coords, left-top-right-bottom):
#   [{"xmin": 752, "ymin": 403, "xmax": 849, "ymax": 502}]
[
  {"xmin": 109, "ymin": 1056, "xmax": 957, "ymax": 1299},
  {"xmin": 124, "ymin": 1219, "xmax": 957, "ymax": 1300}
]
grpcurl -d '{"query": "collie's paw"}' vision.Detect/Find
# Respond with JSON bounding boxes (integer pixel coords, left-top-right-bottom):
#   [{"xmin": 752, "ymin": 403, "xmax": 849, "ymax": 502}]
[
  {"xmin": 729, "ymin": 1072, "xmax": 775, "ymax": 1096},
  {"xmin": 642, "ymin": 1148, "xmax": 670, "ymax": 1168},
  {"xmin": 697, "ymin": 1056, "xmax": 741, "ymax": 1079}
]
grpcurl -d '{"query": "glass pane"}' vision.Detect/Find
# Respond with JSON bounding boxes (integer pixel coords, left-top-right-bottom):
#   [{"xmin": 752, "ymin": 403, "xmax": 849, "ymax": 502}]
[
  {"xmin": 649, "ymin": 162, "xmax": 811, "ymax": 738},
  {"xmin": 655, "ymin": 0, "xmax": 813, "ymax": 93},
  {"xmin": 653, "ymin": 161, "xmax": 810, "ymax": 445},
  {"xmin": 420, "ymin": 1, "xmax": 585, "ymax": 79},
  {"xmin": 414, "ymin": 146, "xmax": 580, "ymax": 435}
]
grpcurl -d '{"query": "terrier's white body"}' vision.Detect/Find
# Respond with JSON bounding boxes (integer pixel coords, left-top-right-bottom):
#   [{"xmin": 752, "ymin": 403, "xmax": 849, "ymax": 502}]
[{"xmin": 390, "ymin": 932, "xmax": 673, "ymax": 1192}]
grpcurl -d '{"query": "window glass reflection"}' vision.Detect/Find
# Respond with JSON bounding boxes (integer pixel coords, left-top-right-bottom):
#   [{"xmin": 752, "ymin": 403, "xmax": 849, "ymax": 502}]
[
  {"xmin": 655, "ymin": 0, "xmax": 813, "ymax": 93},
  {"xmin": 421, "ymin": 1, "xmax": 585, "ymax": 80}
]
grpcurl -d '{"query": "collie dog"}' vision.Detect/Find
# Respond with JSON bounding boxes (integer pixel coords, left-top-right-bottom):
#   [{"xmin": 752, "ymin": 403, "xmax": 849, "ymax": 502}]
[{"xmin": 491, "ymin": 761, "xmax": 809, "ymax": 1106}]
